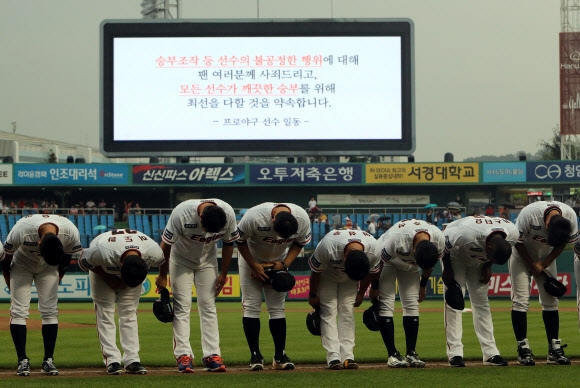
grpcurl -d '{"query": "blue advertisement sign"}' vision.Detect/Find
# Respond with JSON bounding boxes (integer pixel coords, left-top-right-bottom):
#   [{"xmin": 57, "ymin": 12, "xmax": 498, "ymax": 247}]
[
  {"xmin": 526, "ymin": 161, "xmax": 580, "ymax": 183},
  {"xmin": 14, "ymin": 164, "xmax": 129, "ymax": 185},
  {"xmin": 132, "ymin": 164, "xmax": 245, "ymax": 184},
  {"xmin": 249, "ymin": 164, "xmax": 362, "ymax": 184},
  {"xmin": 482, "ymin": 162, "xmax": 526, "ymax": 183}
]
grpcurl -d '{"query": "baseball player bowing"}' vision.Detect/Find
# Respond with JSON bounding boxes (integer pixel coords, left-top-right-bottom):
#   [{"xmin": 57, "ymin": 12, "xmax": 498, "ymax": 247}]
[
  {"xmin": 78, "ymin": 229, "xmax": 165, "ymax": 375},
  {"xmin": 442, "ymin": 216, "xmax": 517, "ymax": 367},
  {"xmin": 1, "ymin": 214, "xmax": 82, "ymax": 376},
  {"xmin": 509, "ymin": 201, "xmax": 578, "ymax": 365},
  {"xmin": 155, "ymin": 199, "xmax": 239, "ymax": 373},
  {"xmin": 308, "ymin": 229, "xmax": 381, "ymax": 370},
  {"xmin": 375, "ymin": 219, "xmax": 443, "ymax": 368},
  {"xmin": 236, "ymin": 202, "xmax": 311, "ymax": 371}
]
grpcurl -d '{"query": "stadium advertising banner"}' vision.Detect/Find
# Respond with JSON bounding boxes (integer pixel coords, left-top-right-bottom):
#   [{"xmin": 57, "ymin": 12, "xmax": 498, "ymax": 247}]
[
  {"xmin": 482, "ymin": 162, "xmax": 526, "ymax": 183},
  {"xmin": 0, "ymin": 164, "xmax": 12, "ymax": 185},
  {"xmin": 13, "ymin": 164, "xmax": 129, "ymax": 185},
  {"xmin": 560, "ymin": 32, "xmax": 580, "ymax": 135},
  {"xmin": 365, "ymin": 163, "xmax": 479, "ymax": 184},
  {"xmin": 132, "ymin": 164, "xmax": 245, "ymax": 185},
  {"xmin": 526, "ymin": 161, "xmax": 580, "ymax": 182},
  {"xmin": 249, "ymin": 164, "xmax": 362, "ymax": 184}
]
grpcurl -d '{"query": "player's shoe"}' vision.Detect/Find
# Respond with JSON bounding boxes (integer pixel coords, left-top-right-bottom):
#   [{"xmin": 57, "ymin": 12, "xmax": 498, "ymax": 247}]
[
  {"xmin": 107, "ymin": 362, "xmax": 123, "ymax": 375},
  {"xmin": 484, "ymin": 355, "xmax": 508, "ymax": 366},
  {"xmin": 547, "ymin": 339, "xmax": 571, "ymax": 365},
  {"xmin": 125, "ymin": 362, "xmax": 147, "ymax": 374},
  {"xmin": 405, "ymin": 352, "xmax": 426, "ymax": 368},
  {"xmin": 328, "ymin": 360, "xmax": 342, "ymax": 370},
  {"xmin": 449, "ymin": 356, "xmax": 466, "ymax": 367},
  {"xmin": 387, "ymin": 352, "xmax": 409, "ymax": 368},
  {"xmin": 41, "ymin": 358, "xmax": 59, "ymax": 375},
  {"xmin": 343, "ymin": 359, "xmax": 359, "ymax": 369},
  {"xmin": 177, "ymin": 354, "xmax": 194, "ymax": 373},
  {"xmin": 202, "ymin": 354, "xmax": 227, "ymax": 372},
  {"xmin": 17, "ymin": 358, "xmax": 30, "ymax": 376},
  {"xmin": 517, "ymin": 339, "xmax": 535, "ymax": 366},
  {"xmin": 273, "ymin": 353, "xmax": 295, "ymax": 370},
  {"xmin": 249, "ymin": 353, "xmax": 264, "ymax": 371}
]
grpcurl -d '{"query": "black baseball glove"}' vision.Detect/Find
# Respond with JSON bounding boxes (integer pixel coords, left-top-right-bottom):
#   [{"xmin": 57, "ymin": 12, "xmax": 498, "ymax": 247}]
[
  {"xmin": 306, "ymin": 307, "xmax": 321, "ymax": 336},
  {"xmin": 445, "ymin": 279, "xmax": 465, "ymax": 311},
  {"xmin": 542, "ymin": 269, "xmax": 567, "ymax": 298},
  {"xmin": 362, "ymin": 298, "xmax": 380, "ymax": 332},
  {"xmin": 153, "ymin": 288, "xmax": 174, "ymax": 323}
]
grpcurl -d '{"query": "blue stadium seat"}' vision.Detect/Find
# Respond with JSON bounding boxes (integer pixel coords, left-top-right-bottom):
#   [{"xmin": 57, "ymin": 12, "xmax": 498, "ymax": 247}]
[
  {"xmin": 135, "ymin": 215, "xmax": 143, "ymax": 232},
  {"xmin": 151, "ymin": 215, "xmax": 160, "ymax": 242},
  {"xmin": 84, "ymin": 215, "xmax": 93, "ymax": 236},
  {"xmin": 67, "ymin": 215, "xmax": 76, "ymax": 224},
  {"xmin": 128, "ymin": 214, "xmax": 136, "ymax": 230},
  {"xmin": 142, "ymin": 215, "xmax": 151, "ymax": 237},
  {"xmin": 0, "ymin": 215, "xmax": 8, "ymax": 240}
]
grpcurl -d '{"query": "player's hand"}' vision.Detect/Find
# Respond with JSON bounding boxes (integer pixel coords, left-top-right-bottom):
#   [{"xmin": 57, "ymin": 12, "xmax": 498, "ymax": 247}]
[
  {"xmin": 3, "ymin": 271, "xmax": 10, "ymax": 291},
  {"xmin": 214, "ymin": 273, "xmax": 227, "ymax": 296},
  {"xmin": 480, "ymin": 266, "xmax": 492, "ymax": 284},
  {"xmin": 369, "ymin": 288, "xmax": 380, "ymax": 301},
  {"xmin": 272, "ymin": 261, "xmax": 285, "ymax": 271},
  {"xmin": 156, "ymin": 274, "xmax": 168, "ymax": 290},
  {"xmin": 354, "ymin": 292, "xmax": 364, "ymax": 307},
  {"xmin": 442, "ymin": 268, "xmax": 455, "ymax": 286},
  {"xmin": 530, "ymin": 262, "xmax": 544, "ymax": 277},
  {"xmin": 308, "ymin": 294, "xmax": 320, "ymax": 309},
  {"xmin": 418, "ymin": 286, "xmax": 426, "ymax": 302},
  {"xmin": 250, "ymin": 263, "xmax": 269, "ymax": 282}
]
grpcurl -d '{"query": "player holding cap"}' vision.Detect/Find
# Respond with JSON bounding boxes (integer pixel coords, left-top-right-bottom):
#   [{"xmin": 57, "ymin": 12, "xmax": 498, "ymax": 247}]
[
  {"xmin": 442, "ymin": 216, "xmax": 517, "ymax": 367},
  {"xmin": 2, "ymin": 214, "xmax": 82, "ymax": 376},
  {"xmin": 79, "ymin": 229, "xmax": 165, "ymax": 375},
  {"xmin": 308, "ymin": 229, "xmax": 381, "ymax": 370}
]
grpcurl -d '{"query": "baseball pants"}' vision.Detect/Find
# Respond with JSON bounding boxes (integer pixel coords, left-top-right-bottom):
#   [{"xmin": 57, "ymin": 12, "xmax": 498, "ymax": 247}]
[
  {"xmin": 509, "ymin": 252, "xmax": 558, "ymax": 312},
  {"xmin": 378, "ymin": 263, "xmax": 420, "ymax": 317},
  {"xmin": 239, "ymin": 259, "xmax": 286, "ymax": 319},
  {"xmin": 10, "ymin": 262, "xmax": 59, "ymax": 325}
]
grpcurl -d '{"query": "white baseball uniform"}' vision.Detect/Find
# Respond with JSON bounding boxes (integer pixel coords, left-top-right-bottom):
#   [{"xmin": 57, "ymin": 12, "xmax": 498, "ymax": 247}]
[
  {"xmin": 237, "ymin": 202, "xmax": 311, "ymax": 319},
  {"xmin": 79, "ymin": 229, "xmax": 164, "ymax": 367},
  {"xmin": 309, "ymin": 229, "xmax": 381, "ymax": 364},
  {"xmin": 377, "ymin": 219, "xmax": 445, "ymax": 318},
  {"xmin": 443, "ymin": 216, "xmax": 518, "ymax": 361},
  {"xmin": 510, "ymin": 201, "xmax": 579, "ymax": 312},
  {"xmin": 574, "ymin": 243, "xmax": 580, "ymax": 328},
  {"xmin": 3, "ymin": 214, "xmax": 82, "ymax": 325},
  {"xmin": 162, "ymin": 199, "xmax": 239, "ymax": 360}
]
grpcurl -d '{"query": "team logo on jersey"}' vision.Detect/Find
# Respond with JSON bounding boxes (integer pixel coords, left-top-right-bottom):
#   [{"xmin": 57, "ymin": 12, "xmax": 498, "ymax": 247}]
[
  {"xmin": 258, "ymin": 226, "xmax": 271, "ymax": 231},
  {"xmin": 347, "ymin": 238, "xmax": 362, "ymax": 243},
  {"xmin": 309, "ymin": 256, "xmax": 321, "ymax": 269},
  {"xmin": 23, "ymin": 241, "xmax": 37, "ymax": 246},
  {"xmin": 262, "ymin": 236, "xmax": 296, "ymax": 245},
  {"xmin": 163, "ymin": 230, "xmax": 174, "ymax": 240},
  {"xmin": 125, "ymin": 245, "xmax": 140, "ymax": 249},
  {"xmin": 184, "ymin": 223, "xmax": 197, "ymax": 228},
  {"xmin": 531, "ymin": 235, "xmax": 548, "ymax": 244},
  {"xmin": 189, "ymin": 233, "xmax": 224, "ymax": 243},
  {"xmin": 396, "ymin": 250, "xmax": 410, "ymax": 256},
  {"xmin": 530, "ymin": 225, "xmax": 541, "ymax": 230},
  {"xmin": 381, "ymin": 248, "xmax": 392, "ymax": 262},
  {"xmin": 469, "ymin": 247, "xmax": 483, "ymax": 252},
  {"xmin": 330, "ymin": 258, "xmax": 343, "ymax": 264}
]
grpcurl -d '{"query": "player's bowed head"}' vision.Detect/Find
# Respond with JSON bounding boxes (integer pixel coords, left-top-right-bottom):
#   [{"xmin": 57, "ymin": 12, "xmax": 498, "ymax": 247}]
[
  {"xmin": 344, "ymin": 247, "xmax": 370, "ymax": 281},
  {"xmin": 39, "ymin": 233, "xmax": 64, "ymax": 267},
  {"xmin": 486, "ymin": 233, "xmax": 512, "ymax": 265},
  {"xmin": 200, "ymin": 205, "xmax": 227, "ymax": 233},
  {"xmin": 546, "ymin": 214, "xmax": 572, "ymax": 247},
  {"xmin": 121, "ymin": 252, "xmax": 149, "ymax": 287},
  {"xmin": 273, "ymin": 211, "xmax": 299, "ymax": 239},
  {"xmin": 414, "ymin": 240, "xmax": 439, "ymax": 270}
]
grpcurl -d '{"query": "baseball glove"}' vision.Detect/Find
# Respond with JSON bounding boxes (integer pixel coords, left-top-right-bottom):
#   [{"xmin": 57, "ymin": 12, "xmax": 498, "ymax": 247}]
[
  {"xmin": 153, "ymin": 288, "xmax": 174, "ymax": 323},
  {"xmin": 542, "ymin": 269, "xmax": 567, "ymax": 298},
  {"xmin": 270, "ymin": 270, "xmax": 296, "ymax": 292},
  {"xmin": 445, "ymin": 279, "xmax": 465, "ymax": 311},
  {"xmin": 362, "ymin": 298, "xmax": 380, "ymax": 332},
  {"xmin": 306, "ymin": 307, "xmax": 321, "ymax": 336}
]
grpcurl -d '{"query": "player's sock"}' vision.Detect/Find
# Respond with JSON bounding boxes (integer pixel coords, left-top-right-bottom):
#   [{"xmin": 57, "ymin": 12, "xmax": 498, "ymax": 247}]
[
  {"xmin": 42, "ymin": 324, "xmax": 58, "ymax": 359},
  {"xmin": 242, "ymin": 317, "xmax": 261, "ymax": 356},
  {"xmin": 10, "ymin": 324, "xmax": 27, "ymax": 360},
  {"xmin": 378, "ymin": 317, "xmax": 397, "ymax": 356},
  {"xmin": 403, "ymin": 316, "xmax": 419, "ymax": 355},
  {"xmin": 269, "ymin": 318, "xmax": 287, "ymax": 357},
  {"xmin": 511, "ymin": 310, "xmax": 527, "ymax": 341},
  {"xmin": 542, "ymin": 310, "xmax": 559, "ymax": 343}
]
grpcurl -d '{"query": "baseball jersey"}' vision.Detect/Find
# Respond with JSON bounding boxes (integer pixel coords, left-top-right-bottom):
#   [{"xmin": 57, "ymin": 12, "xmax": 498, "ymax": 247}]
[
  {"xmin": 515, "ymin": 201, "xmax": 579, "ymax": 261},
  {"xmin": 162, "ymin": 199, "xmax": 239, "ymax": 264},
  {"xmin": 79, "ymin": 229, "xmax": 165, "ymax": 277},
  {"xmin": 3, "ymin": 214, "xmax": 82, "ymax": 265},
  {"xmin": 377, "ymin": 219, "xmax": 445, "ymax": 271},
  {"xmin": 444, "ymin": 216, "xmax": 518, "ymax": 262},
  {"xmin": 309, "ymin": 229, "xmax": 381, "ymax": 282},
  {"xmin": 236, "ymin": 202, "xmax": 312, "ymax": 263}
]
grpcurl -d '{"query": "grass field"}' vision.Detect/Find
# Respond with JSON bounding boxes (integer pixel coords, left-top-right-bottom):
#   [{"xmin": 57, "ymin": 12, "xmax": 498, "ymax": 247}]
[{"xmin": 1, "ymin": 299, "xmax": 579, "ymax": 387}]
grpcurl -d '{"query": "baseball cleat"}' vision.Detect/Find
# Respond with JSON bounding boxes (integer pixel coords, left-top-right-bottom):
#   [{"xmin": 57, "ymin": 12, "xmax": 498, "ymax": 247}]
[
  {"xmin": 343, "ymin": 359, "xmax": 359, "ymax": 369},
  {"xmin": 41, "ymin": 358, "xmax": 59, "ymax": 375},
  {"xmin": 406, "ymin": 352, "xmax": 426, "ymax": 368},
  {"xmin": 249, "ymin": 353, "xmax": 264, "ymax": 371},
  {"xmin": 547, "ymin": 339, "xmax": 571, "ymax": 365},
  {"xmin": 388, "ymin": 352, "xmax": 409, "ymax": 368},
  {"xmin": 273, "ymin": 354, "xmax": 295, "ymax": 370},
  {"xmin": 125, "ymin": 362, "xmax": 147, "ymax": 374},
  {"xmin": 202, "ymin": 354, "xmax": 226, "ymax": 372},
  {"xmin": 177, "ymin": 354, "xmax": 194, "ymax": 373},
  {"xmin": 17, "ymin": 358, "xmax": 30, "ymax": 376},
  {"xmin": 484, "ymin": 355, "xmax": 508, "ymax": 366},
  {"xmin": 328, "ymin": 360, "xmax": 342, "ymax": 370},
  {"xmin": 449, "ymin": 356, "xmax": 466, "ymax": 367},
  {"xmin": 517, "ymin": 339, "xmax": 535, "ymax": 366},
  {"xmin": 107, "ymin": 362, "xmax": 123, "ymax": 375}
]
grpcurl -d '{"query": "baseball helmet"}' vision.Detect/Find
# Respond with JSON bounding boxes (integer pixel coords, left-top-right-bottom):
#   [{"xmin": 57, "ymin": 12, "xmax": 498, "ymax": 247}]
[
  {"xmin": 153, "ymin": 288, "xmax": 174, "ymax": 323},
  {"xmin": 270, "ymin": 270, "xmax": 296, "ymax": 292},
  {"xmin": 362, "ymin": 299, "xmax": 380, "ymax": 332},
  {"xmin": 306, "ymin": 308, "xmax": 321, "ymax": 336},
  {"xmin": 445, "ymin": 280, "xmax": 465, "ymax": 311},
  {"xmin": 543, "ymin": 269, "xmax": 567, "ymax": 297}
]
